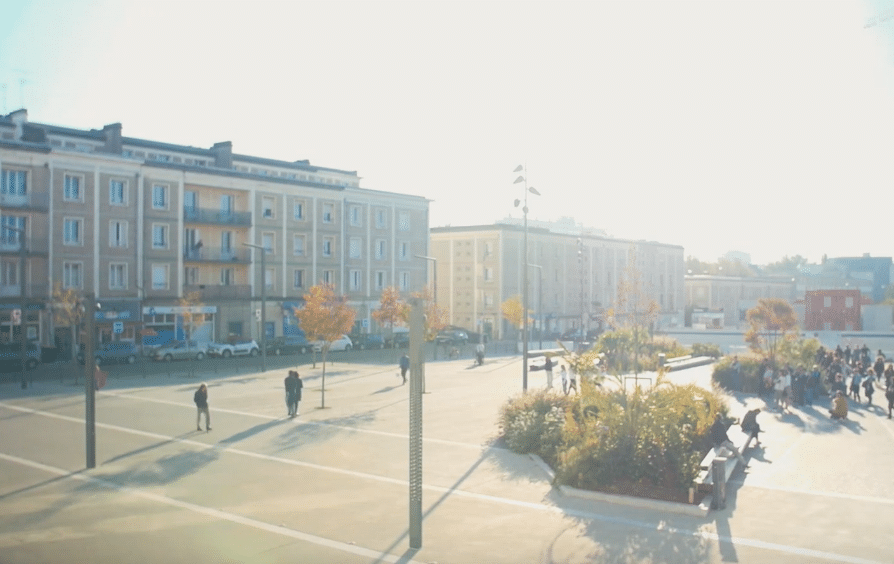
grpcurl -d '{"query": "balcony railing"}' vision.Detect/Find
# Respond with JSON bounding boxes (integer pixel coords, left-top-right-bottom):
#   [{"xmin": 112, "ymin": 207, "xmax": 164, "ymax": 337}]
[
  {"xmin": 183, "ymin": 284, "xmax": 251, "ymax": 300},
  {"xmin": 183, "ymin": 207, "xmax": 251, "ymax": 226},
  {"xmin": 0, "ymin": 192, "xmax": 50, "ymax": 211},
  {"xmin": 183, "ymin": 246, "xmax": 250, "ymax": 263}
]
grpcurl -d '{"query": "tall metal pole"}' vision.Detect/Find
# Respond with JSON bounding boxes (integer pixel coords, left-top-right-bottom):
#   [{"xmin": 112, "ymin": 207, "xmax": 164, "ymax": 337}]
[
  {"xmin": 408, "ymin": 297, "xmax": 424, "ymax": 549},
  {"xmin": 528, "ymin": 263, "xmax": 543, "ymax": 350},
  {"xmin": 414, "ymin": 255, "xmax": 437, "ymax": 362},
  {"xmin": 243, "ymin": 243, "xmax": 267, "ymax": 372},
  {"xmin": 85, "ymin": 294, "xmax": 96, "ymax": 469},
  {"xmin": 514, "ymin": 165, "xmax": 539, "ymax": 393},
  {"xmin": 18, "ymin": 228, "xmax": 26, "ymax": 389}
]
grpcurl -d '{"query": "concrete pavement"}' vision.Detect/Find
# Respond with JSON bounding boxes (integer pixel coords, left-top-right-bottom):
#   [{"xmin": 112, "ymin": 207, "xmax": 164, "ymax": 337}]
[{"xmin": 1, "ymin": 354, "xmax": 892, "ymax": 563}]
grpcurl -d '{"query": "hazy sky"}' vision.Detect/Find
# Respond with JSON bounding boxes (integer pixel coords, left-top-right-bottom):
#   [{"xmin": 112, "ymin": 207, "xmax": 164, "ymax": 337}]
[{"xmin": 2, "ymin": 0, "xmax": 893, "ymax": 265}]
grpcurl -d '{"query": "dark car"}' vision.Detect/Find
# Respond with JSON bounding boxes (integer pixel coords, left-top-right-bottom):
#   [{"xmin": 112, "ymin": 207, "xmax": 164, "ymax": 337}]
[
  {"xmin": 387, "ymin": 333, "xmax": 410, "ymax": 348},
  {"xmin": 444, "ymin": 325, "xmax": 488, "ymax": 344},
  {"xmin": 352, "ymin": 333, "xmax": 385, "ymax": 350},
  {"xmin": 78, "ymin": 341, "xmax": 139, "ymax": 365},
  {"xmin": 435, "ymin": 329, "xmax": 468, "ymax": 346},
  {"xmin": 265, "ymin": 335, "xmax": 311, "ymax": 355},
  {"xmin": 0, "ymin": 341, "xmax": 41, "ymax": 372}
]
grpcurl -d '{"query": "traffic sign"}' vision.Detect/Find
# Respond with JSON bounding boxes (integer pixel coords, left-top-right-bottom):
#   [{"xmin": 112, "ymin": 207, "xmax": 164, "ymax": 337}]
[{"xmin": 113, "ymin": 321, "xmax": 124, "ymax": 334}]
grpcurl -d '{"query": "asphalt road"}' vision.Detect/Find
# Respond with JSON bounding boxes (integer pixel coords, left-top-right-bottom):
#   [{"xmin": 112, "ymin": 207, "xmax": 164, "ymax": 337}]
[{"xmin": 1, "ymin": 354, "xmax": 893, "ymax": 563}]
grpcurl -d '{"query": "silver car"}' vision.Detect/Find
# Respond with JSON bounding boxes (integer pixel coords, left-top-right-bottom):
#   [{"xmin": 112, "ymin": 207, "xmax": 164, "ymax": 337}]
[{"xmin": 152, "ymin": 341, "xmax": 207, "ymax": 362}]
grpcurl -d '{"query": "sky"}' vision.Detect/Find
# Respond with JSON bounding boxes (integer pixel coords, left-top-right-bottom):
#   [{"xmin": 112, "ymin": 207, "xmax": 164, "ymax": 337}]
[{"xmin": 1, "ymin": 0, "xmax": 894, "ymax": 266}]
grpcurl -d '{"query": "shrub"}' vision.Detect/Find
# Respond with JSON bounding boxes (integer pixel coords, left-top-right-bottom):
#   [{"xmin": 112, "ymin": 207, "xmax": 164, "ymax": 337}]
[
  {"xmin": 692, "ymin": 343, "xmax": 722, "ymax": 358},
  {"xmin": 712, "ymin": 355, "xmax": 764, "ymax": 393},
  {"xmin": 499, "ymin": 390, "xmax": 574, "ymax": 465}
]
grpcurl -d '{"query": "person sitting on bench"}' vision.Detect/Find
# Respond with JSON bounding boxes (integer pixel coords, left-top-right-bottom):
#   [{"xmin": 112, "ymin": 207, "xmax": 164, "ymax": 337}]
[
  {"xmin": 740, "ymin": 408, "xmax": 762, "ymax": 448},
  {"xmin": 710, "ymin": 413, "xmax": 747, "ymax": 466}
]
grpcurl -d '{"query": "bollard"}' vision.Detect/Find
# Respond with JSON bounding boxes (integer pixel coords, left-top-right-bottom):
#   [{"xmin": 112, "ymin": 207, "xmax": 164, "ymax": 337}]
[{"xmin": 711, "ymin": 457, "xmax": 727, "ymax": 510}]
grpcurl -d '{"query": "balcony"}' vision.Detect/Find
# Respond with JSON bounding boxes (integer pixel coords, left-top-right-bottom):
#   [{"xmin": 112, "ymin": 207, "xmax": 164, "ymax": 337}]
[
  {"xmin": 0, "ymin": 237, "xmax": 49, "ymax": 256},
  {"xmin": 183, "ymin": 246, "xmax": 250, "ymax": 263},
  {"xmin": 0, "ymin": 192, "xmax": 49, "ymax": 212},
  {"xmin": 183, "ymin": 284, "xmax": 251, "ymax": 300},
  {"xmin": 183, "ymin": 207, "xmax": 251, "ymax": 227},
  {"xmin": 0, "ymin": 283, "xmax": 50, "ymax": 299}
]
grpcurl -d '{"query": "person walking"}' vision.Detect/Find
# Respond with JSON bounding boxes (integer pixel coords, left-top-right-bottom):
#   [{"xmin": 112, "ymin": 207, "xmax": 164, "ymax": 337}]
[
  {"xmin": 285, "ymin": 371, "xmax": 299, "ymax": 417},
  {"xmin": 805, "ymin": 365, "xmax": 820, "ymax": 406},
  {"xmin": 863, "ymin": 372, "xmax": 875, "ymax": 406},
  {"xmin": 850, "ymin": 369, "xmax": 863, "ymax": 402},
  {"xmin": 710, "ymin": 414, "xmax": 747, "ymax": 466},
  {"xmin": 740, "ymin": 408, "xmax": 762, "ymax": 447},
  {"xmin": 565, "ymin": 365, "xmax": 577, "ymax": 395},
  {"xmin": 399, "ymin": 354, "xmax": 410, "ymax": 385},
  {"xmin": 545, "ymin": 356, "xmax": 554, "ymax": 390},
  {"xmin": 194, "ymin": 383, "xmax": 211, "ymax": 432},
  {"xmin": 885, "ymin": 378, "xmax": 894, "ymax": 419},
  {"xmin": 762, "ymin": 364, "xmax": 775, "ymax": 401},
  {"xmin": 293, "ymin": 372, "xmax": 303, "ymax": 416}
]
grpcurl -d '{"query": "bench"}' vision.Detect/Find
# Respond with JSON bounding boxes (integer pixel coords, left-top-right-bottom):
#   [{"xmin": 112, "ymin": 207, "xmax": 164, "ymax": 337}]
[{"xmin": 693, "ymin": 423, "xmax": 757, "ymax": 497}]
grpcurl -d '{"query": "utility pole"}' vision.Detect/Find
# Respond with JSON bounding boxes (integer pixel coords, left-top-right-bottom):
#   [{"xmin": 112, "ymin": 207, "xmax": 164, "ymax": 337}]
[
  {"xmin": 408, "ymin": 297, "xmax": 424, "ymax": 549},
  {"xmin": 85, "ymin": 294, "xmax": 97, "ymax": 469}
]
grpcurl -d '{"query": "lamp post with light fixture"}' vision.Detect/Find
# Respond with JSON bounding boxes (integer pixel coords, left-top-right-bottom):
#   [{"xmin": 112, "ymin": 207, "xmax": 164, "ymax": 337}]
[{"xmin": 513, "ymin": 165, "xmax": 540, "ymax": 392}]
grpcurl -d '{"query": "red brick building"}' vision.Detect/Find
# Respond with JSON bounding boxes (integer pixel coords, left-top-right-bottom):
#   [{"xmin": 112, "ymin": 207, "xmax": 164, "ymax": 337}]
[{"xmin": 804, "ymin": 289, "xmax": 862, "ymax": 331}]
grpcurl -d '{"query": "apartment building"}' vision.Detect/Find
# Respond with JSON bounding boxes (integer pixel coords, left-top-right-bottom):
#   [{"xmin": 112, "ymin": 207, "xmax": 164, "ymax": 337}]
[
  {"xmin": 430, "ymin": 223, "xmax": 684, "ymax": 339},
  {"xmin": 0, "ymin": 110, "xmax": 429, "ymax": 353}
]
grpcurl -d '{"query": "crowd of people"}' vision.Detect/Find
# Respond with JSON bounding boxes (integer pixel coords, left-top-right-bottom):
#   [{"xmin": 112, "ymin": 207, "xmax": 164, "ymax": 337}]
[{"xmin": 755, "ymin": 344, "xmax": 894, "ymax": 421}]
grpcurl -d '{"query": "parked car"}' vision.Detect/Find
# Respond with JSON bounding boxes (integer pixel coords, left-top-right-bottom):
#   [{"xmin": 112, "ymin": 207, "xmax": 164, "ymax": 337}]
[
  {"xmin": 78, "ymin": 341, "xmax": 139, "ymax": 365},
  {"xmin": 265, "ymin": 335, "xmax": 311, "ymax": 355},
  {"xmin": 0, "ymin": 341, "xmax": 41, "ymax": 372},
  {"xmin": 435, "ymin": 329, "xmax": 468, "ymax": 346},
  {"xmin": 207, "ymin": 338, "xmax": 259, "ymax": 358},
  {"xmin": 351, "ymin": 333, "xmax": 385, "ymax": 350},
  {"xmin": 152, "ymin": 341, "xmax": 208, "ymax": 362},
  {"xmin": 386, "ymin": 333, "xmax": 410, "ymax": 348},
  {"xmin": 444, "ymin": 325, "xmax": 488, "ymax": 343},
  {"xmin": 312, "ymin": 334, "xmax": 353, "ymax": 352}
]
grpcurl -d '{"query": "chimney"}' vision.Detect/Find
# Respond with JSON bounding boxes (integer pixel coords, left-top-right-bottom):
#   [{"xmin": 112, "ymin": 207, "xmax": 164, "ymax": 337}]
[
  {"xmin": 8, "ymin": 109, "xmax": 27, "ymax": 140},
  {"xmin": 211, "ymin": 141, "xmax": 233, "ymax": 168},
  {"xmin": 101, "ymin": 123, "xmax": 123, "ymax": 154}
]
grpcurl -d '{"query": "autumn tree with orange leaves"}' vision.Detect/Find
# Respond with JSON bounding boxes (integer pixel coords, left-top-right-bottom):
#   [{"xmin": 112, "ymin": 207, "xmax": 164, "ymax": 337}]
[
  {"xmin": 371, "ymin": 286, "xmax": 408, "ymax": 348},
  {"xmin": 294, "ymin": 283, "xmax": 356, "ymax": 408},
  {"xmin": 412, "ymin": 285, "xmax": 447, "ymax": 341}
]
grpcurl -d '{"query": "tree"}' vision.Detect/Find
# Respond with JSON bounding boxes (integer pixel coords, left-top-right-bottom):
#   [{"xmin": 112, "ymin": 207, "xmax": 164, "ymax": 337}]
[
  {"xmin": 51, "ymin": 284, "xmax": 82, "ymax": 363},
  {"xmin": 762, "ymin": 255, "xmax": 807, "ymax": 277},
  {"xmin": 293, "ymin": 283, "xmax": 356, "ymax": 408},
  {"xmin": 744, "ymin": 297, "xmax": 799, "ymax": 365},
  {"xmin": 606, "ymin": 248, "xmax": 660, "ymax": 378},
  {"xmin": 411, "ymin": 285, "xmax": 446, "ymax": 341},
  {"xmin": 372, "ymin": 286, "xmax": 408, "ymax": 348},
  {"xmin": 501, "ymin": 295, "xmax": 529, "ymax": 339}
]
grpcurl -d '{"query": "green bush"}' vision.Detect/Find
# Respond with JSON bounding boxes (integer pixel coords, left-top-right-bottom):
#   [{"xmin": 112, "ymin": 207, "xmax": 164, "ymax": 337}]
[
  {"xmin": 692, "ymin": 343, "xmax": 722, "ymax": 358},
  {"xmin": 499, "ymin": 390, "xmax": 574, "ymax": 465},
  {"xmin": 712, "ymin": 355, "xmax": 764, "ymax": 393}
]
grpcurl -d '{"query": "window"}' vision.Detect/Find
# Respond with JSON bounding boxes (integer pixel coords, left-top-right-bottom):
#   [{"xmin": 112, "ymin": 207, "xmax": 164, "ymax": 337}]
[
  {"xmin": 375, "ymin": 208, "xmax": 387, "ymax": 229},
  {"xmin": 349, "ymin": 237, "xmax": 362, "ymax": 259},
  {"xmin": 399, "ymin": 271, "xmax": 409, "ymax": 291},
  {"xmin": 349, "ymin": 205, "xmax": 362, "ymax": 227},
  {"xmin": 375, "ymin": 271, "xmax": 386, "ymax": 291},
  {"xmin": 63, "ymin": 218, "xmax": 83, "ymax": 245},
  {"xmin": 322, "ymin": 270, "xmax": 334, "ymax": 284},
  {"xmin": 265, "ymin": 267, "xmax": 275, "ymax": 290},
  {"xmin": 109, "ymin": 179, "xmax": 126, "ymax": 205},
  {"xmin": 185, "ymin": 266, "xmax": 199, "ymax": 285},
  {"xmin": 824, "ymin": 296, "xmax": 832, "ymax": 307},
  {"xmin": 64, "ymin": 174, "xmax": 82, "ymax": 201},
  {"xmin": 262, "ymin": 232, "xmax": 275, "ymax": 254},
  {"xmin": 484, "ymin": 267, "xmax": 493, "ymax": 281},
  {"xmin": 322, "ymin": 203, "xmax": 334, "ymax": 223},
  {"xmin": 1, "ymin": 259, "xmax": 18, "ymax": 287},
  {"xmin": 1, "ymin": 169, "xmax": 26, "ymax": 195},
  {"xmin": 63, "ymin": 262, "xmax": 82, "ymax": 289},
  {"xmin": 846, "ymin": 296, "xmax": 854, "ymax": 308},
  {"xmin": 292, "ymin": 235, "xmax": 305, "ymax": 256},
  {"xmin": 293, "ymin": 269, "xmax": 304, "ymax": 289},
  {"xmin": 109, "ymin": 263, "xmax": 127, "ymax": 290},
  {"xmin": 262, "ymin": 196, "xmax": 275, "ymax": 219},
  {"xmin": 221, "ymin": 231, "xmax": 233, "ymax": 258},
  {"xmin": 1, "ymin": 216, "xmax": 25, "ymax": 245},
  {"xmin": 375, "ymin": 239, "xmax": 386, "ymax": 260},
  {"xmin": 152, "ymin": 264, "xmax": 169, "ymax": 290},
  {"xmin": 293, "ymin": 200, "xmax": 305, "ymax": 220},
  {"xmin": 398, "ymin": 211, "xmax": 410, "ymax": 231},
  {"xmin": 221, "ymin": 268, "xmax": 234, "ymax": 285},
  {"xmin": 152, "ymin": 184, "xmax": 168, "ymax": 209},
  {"xmin": 220, "ymin": 195, "xmax": 233, "ymax": 216},
  {"xmin": 109, "ymin": 221, "xmax": 128, "ymax": 248},
  {"xmin": 184, "ymin": 191, "xmax": 197, "ymax": 216},
  {"xmin": 399, "ymin": 241, "xmax": 410, "ymax": 261},
  {"xmin": 152, "ymin": 224, "xmax": 168, "ymax": 248},
  {"xmin": 350, "ymin": 269, "xmax": 362, "ymax": 291},
  {"xmin": 322, "ymin": 237, "xmax": 333, "ymax": 258},
  {"xmin": 484, "ymin": 293, "xmax": 494, "ymax": 306}
]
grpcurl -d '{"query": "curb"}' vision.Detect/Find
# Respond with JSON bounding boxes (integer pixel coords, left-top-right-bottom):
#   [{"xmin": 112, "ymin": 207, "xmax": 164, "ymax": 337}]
[{"xmin": 529, "ymin": 454, "xmax": 709, "ymax": 518}]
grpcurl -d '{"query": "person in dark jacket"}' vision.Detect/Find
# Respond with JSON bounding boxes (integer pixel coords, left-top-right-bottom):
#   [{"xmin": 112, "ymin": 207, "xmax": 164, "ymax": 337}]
[
  {"xmin": 399, "ymin": 354, "xmax": 410, "ymax": 385},
  {"xmin": 710, "ymin": 413, "xmax": 747, "ymax": 466},
  {"xmin": 740, "ymin": 408, "xmax": 762, "ymax": 447},
  {"xmin": 293, "ymin": 372, "xmax": 303, "ymax": 416},
  {"xmin": 285, "ymin": 371, "xmax": 300, "ymax": 417},
  {"xmin": 194, "ymin": 383, "xmax": 211, "ymax": 431}
]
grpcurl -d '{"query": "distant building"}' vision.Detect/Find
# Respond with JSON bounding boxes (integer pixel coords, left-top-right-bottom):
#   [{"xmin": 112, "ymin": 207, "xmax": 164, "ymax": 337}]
[
  {"xmin": 804, "ymin": 289, "xmax": 862, "ymax": 331},
  {"xmin": 685, "ymin": 275, "xmax": 797, "ymax": 328},
  {"xmin": 821, "ymin": 255, "xmax": 892, "ymax": 304},
  {"xmin": 430, "ymin": 224, "xmax": 684, "ymax": 339}
]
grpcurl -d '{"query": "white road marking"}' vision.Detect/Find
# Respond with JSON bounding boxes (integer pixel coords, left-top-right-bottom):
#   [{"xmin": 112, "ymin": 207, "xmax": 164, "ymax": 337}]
[
  {"xmin": 0, "ymin": 401, "xmax": 888, "ymax": 564},
  {"xmin": 0, "ymin": 451, "xmax": 426, "ymax": 564}
]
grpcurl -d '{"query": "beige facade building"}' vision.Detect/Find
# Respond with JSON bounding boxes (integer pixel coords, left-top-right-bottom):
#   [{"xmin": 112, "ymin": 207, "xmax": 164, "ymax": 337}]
[
  {"xmin": 0, "ymin": 110, "xmax": 429, "ymax": 353},
  {"xmin": 685, "ymin": 275, "xmax": 797, "ymax": 329},
  {"xmin": 430, "ymin": 224, "xmax": 685, "ymax": 339}
]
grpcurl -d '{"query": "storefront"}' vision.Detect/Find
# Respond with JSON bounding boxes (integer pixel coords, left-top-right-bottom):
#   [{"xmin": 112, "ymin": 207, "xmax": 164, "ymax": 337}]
[{"xmin": 142, "ymin": 305, "xmax": 217, "ymax": 345}]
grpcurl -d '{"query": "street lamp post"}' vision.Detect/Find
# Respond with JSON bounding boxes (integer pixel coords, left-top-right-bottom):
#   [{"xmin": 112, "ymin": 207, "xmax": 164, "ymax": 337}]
[
  {"xmin": 243, "ymin": 242, "xmax": 267, "ymax": 372},
  {"xmin": 527, "ymin": 263, "xmax": 543, "ymax": 350},
  {"xmin": 4, "ymin": 224, "xmax": 28, "ymax": 389},
  {"xmin": 514, "ymin": 165, "xmax": 541, "ymax": 392}
]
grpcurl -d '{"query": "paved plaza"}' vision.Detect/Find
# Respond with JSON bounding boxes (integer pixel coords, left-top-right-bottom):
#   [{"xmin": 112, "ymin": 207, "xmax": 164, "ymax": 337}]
[{"xmin": 1, "ymin": 353, "xmax": 893, "ymax": 564}]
